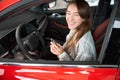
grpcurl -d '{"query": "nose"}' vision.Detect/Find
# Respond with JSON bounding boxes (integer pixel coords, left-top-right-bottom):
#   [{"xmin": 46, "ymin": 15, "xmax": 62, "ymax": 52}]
[{"xmin": 67, "ymin": 14, "xmax": 74, "ymax": 22}]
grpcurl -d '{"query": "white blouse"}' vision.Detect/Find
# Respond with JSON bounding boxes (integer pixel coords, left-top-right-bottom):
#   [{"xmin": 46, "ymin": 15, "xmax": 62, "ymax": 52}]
[{"xmin": 58, "ymin": 30, "xmax": 96, "ymax": 61}]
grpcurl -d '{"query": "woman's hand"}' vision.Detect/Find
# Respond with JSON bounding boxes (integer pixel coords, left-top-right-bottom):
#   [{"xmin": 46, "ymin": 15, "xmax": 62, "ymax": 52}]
[{"xmin": 50, "ymin": 42, "xmax": 64, "ymax": 56}]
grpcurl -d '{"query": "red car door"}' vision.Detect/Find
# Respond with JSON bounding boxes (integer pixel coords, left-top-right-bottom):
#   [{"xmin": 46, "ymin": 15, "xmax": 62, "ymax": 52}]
[{"xmin": 0, "ymin": 0, "xmax": 120, "ymax": 80}]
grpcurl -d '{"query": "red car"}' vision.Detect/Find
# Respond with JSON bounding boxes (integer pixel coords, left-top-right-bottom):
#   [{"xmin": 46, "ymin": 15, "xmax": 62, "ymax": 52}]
[{"xmin": 0, "ymin": 0, "xmax": 120, "ymax": 80}]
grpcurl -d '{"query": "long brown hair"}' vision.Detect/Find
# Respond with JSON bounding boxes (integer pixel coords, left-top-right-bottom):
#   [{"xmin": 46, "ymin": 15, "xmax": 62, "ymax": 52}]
[{"xmin": 64, "ymin": 0, "xmax": 92, "ymax": 52}]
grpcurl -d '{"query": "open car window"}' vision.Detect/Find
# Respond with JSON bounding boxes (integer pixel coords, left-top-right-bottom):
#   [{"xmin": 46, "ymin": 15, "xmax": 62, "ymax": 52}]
[{"xmin": 0, "ymin": 0, "xmax": 119, "ymax": 66}]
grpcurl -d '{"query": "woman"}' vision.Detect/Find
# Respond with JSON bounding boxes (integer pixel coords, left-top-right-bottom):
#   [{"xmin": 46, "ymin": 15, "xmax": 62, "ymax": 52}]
[{"xmin": 50, "ymin": 0, "xmax": 96, "ymax": 61}]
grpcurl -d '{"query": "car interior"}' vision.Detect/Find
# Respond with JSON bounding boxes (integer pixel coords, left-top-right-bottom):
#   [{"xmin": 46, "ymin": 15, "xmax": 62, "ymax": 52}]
[{"xmin": 0, "ymin": 0, "xmax": 114, "ymax": 62}]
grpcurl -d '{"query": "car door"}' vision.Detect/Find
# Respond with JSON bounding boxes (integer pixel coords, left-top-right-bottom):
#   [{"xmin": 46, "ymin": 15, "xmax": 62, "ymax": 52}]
[{"xmin": 0, "ymin": 0, "xmax": 120, "ymax": 80}]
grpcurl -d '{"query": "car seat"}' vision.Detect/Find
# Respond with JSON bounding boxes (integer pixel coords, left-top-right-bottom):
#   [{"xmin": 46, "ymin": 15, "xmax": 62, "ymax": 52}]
[{"xmin": 92, "ymin": 18, "xmax": 110, "ymax": 56}]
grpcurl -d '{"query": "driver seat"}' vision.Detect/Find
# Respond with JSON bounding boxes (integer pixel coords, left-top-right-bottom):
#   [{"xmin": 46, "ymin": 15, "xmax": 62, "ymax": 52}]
[{"xmin": 93, "ymin": 18, "xmax": 110, "ymax": 56}]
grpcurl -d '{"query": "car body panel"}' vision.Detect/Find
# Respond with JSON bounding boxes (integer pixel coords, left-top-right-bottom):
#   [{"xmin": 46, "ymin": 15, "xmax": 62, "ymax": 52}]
[
  {"xmin": 0, "ymin": 0, "xmax": 21, "ymax": 11},
  {"xmin": 0, "ymin": 63, "xmax": 118, "ymax": 80},
  {"xmin": 116, "ymin": 68, "xmax": 120, "ymax": 80}
]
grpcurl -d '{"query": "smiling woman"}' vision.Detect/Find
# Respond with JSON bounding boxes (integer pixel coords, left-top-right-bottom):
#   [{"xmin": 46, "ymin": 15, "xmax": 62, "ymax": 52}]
[{"xmin": 50, "ymin": 0, "xmax": 96, "ymax": 61}]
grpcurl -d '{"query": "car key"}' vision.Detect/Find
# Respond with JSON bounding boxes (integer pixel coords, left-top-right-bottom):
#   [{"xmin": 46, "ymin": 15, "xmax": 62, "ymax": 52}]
[{"xmin": 50, "ymin": 38, "xmax": 56, "ymax": 44}]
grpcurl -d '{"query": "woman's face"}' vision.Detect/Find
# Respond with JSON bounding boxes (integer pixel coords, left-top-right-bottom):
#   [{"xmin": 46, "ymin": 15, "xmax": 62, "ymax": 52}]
[{"xmin": 66, "ymin": 3, "xmax": 85, "ymax": 31}]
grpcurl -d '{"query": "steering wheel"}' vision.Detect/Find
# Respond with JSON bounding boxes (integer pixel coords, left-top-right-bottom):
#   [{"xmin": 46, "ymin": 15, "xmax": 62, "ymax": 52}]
[
  {"xmin": 15, "ymin": 23, "xmax": 45, "ymax": 60},
  {"xmin": 16, "ymin": 14, "xmax": 48, "ymax": 60}
]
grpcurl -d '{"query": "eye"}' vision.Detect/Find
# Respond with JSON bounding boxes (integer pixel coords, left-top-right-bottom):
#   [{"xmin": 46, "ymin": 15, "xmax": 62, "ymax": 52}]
[
  {"xmin": 66, "ymin": 12, "xmax": 70, "ymax": 15},
  {"xmin": 74, "ymin": 13, "xmax": 79, "ymax": 16}
]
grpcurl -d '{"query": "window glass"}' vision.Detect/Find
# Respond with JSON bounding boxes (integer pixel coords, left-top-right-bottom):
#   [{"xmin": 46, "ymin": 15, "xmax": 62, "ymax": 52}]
[
  {"xmin": 48, "ymin": 0, "xmax": 113, "ymax": 10},
  {"xmin": 86, "ymin": 0, "xmax": 99, "ymax": 6},
  {"xmin": 86, "ymin": 0, "xmax": 114, "ymax": 6},
  {"xmin": 110, "ymin": 0, "xmax": 114, "ymax": 5},
  {"xmin": 49, "ymin": 0, "xmax": 101, "ymax": 10}
]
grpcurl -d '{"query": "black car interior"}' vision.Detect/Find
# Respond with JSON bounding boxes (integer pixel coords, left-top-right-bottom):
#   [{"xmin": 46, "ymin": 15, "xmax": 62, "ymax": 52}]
[{"xmin": 0, "ymin": 10, "xmax": 69, "ymax": 60}]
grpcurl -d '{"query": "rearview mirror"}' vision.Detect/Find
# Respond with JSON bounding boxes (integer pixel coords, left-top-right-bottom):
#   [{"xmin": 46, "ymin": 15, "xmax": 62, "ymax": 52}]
[{"xmin": 49, "ymin": 1, "xmax": 56, "ymax": 8}]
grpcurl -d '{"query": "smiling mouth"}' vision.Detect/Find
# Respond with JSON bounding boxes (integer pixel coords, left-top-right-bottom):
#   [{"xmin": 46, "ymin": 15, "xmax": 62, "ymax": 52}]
[{"xmin": 68, "ymin": 22, "xmax": 76, "ymax": 25}]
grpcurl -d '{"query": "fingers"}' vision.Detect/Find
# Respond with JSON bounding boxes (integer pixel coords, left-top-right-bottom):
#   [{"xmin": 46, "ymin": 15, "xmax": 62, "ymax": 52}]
[
  {"xmin": 50, "ymin": 42, "xmax": 64, "ymax": 56},
  {"xmin": 50, "ymin": 42, "xmax": 56, "ymax": 52},
  {"xmin": 50, "ymin": 44, "xmax": 58, "ymax": 55}
]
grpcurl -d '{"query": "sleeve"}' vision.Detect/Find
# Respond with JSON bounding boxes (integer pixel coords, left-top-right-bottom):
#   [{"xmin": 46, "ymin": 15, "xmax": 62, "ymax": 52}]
[
  {"xmin": 57, "ymin": 31, "xmax": 74, "ymax": 61},
  {"xmin": 58, "ymin": 51, "xmax": 74, "ymax": 61},
  {"xmin": 74, "ymin": 40, "xmax": 96, "ymax": 61},
  {"xmin": 58, "ymin": 41, "xmax": 96, "ymax": 61}
]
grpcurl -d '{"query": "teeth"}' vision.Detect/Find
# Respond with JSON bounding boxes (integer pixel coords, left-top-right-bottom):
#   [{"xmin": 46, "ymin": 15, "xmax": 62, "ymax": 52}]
[{"xmin": 68, "ymin": 22, "xmax": 75, "ymax": 24}]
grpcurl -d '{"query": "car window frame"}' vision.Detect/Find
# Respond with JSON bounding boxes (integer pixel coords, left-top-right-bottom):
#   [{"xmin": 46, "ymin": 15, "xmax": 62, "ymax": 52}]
[{"xmin": 98, "ymin": 0, "xmax": 120, "ymax": 65}]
